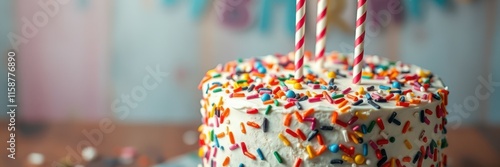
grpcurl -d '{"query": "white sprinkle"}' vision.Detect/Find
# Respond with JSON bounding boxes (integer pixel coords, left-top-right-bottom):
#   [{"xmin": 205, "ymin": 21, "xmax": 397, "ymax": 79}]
[
  {"xmin": 28, "ymin": 153, "xmax": 44, "ymax": 165},
  {"xmin": 342, "ymin": 130, "xmax": 349, "ymax": 142},
  {"xmin": 379, "ymin": 131, "xmax": 388, "ymax": 139},
  {"xmin": 82, "ymin": 147, "xmax": 97, "ymax": 162}
]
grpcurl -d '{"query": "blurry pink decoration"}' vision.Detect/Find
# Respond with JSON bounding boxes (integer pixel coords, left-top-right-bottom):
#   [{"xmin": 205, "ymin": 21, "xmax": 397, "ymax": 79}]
[
  {"xmin": 217, "ymin": 0, "xmax": 251, "ymax": 29},
  {"xmin": 18, "ymin": 1, "xmax": 111, "ymax": 121}
]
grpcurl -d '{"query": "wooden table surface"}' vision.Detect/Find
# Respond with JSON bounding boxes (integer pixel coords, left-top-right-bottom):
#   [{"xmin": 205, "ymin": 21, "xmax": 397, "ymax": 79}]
[{"xmin": 1, "ymin": 120, "xmax": 499, "ymax": 167}]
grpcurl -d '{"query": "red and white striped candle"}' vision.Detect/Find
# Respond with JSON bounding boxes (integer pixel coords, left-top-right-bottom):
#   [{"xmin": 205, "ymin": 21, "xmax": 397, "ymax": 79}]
[
  {"xmin": 315, "ymin": 0, "xmax": 327, "ymax": 67},
  {"xmin": 294, "ymin": 0, "xmax": 306, "ymax": 80},
  {"xmin": 352, "ymin": 0, "xmax": 367, "ymax": 85}
]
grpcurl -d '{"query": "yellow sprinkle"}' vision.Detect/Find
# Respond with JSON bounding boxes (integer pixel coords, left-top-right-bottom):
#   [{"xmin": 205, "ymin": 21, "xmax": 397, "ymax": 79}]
[
  {"xmin": 340, "ymin": 105, "xmax": 351, "ymax": 113},
  {"xmin": 349, "ymin": 133, "xmax": 359, "ymax": 144},
  {"xmin": 240, "ymin": 122, "xmax": 246, "ymax": 134},
  {"xmin": 353, "ymin": 131, "xmax": 364, "ymax": 138},
  {"xmin": 404, "ymin": 139, "xmax": 412, "ymax": 149},
  {"xmin": 306, "ymin": 145, "xmax": 315, "ymax": 159},
  {"xmin": 198, "ymin": 147, "xmax": 204, "ymax": 157},
  {"xmin": 241, "ymin": 73, "xmax": 250, "ymax": 80},
  {"xmin": 391, "ymin": 158, "xmax": 396, "ymax": 167},
  {"xmin": 342, "ymin": 154, "xmax": 354, "ymax": 163},
  {"xmin": 197, "ymin": 125, "xmax": 204, "ymax": 132},
  {"xmin": 328, "ymin": 71, "xmax": 336, "ymax": 79},
  {"xmin": 285, "ymin": 80, "xmax": 297, "ymax": 84},
  {"xmin": 354, "ymin": 154, "xmax": 365, "ymax": 165},
  {"xmin": 358, "ymin": 87, "xmax": 365, "ymax": 95},
  {"xmin": 294, "ymin": 83, "xmax": 303, "ymax": 90},
  {"xmin": 355, "ymin": 111, "xmax": 368, "ymax": 120},
  {"xmin": 278, "ymin": 133, "xmax": 291, "ymax": 146},
  {"xmin": 305, "ymin": 91, "xmax": 312, "ymax": 97}
]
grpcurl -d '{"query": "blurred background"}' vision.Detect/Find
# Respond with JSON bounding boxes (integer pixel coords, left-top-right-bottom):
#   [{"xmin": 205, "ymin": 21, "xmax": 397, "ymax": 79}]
[{"xmin": 0, "ymin": 0, "xmax": 499, "ymax": 166}]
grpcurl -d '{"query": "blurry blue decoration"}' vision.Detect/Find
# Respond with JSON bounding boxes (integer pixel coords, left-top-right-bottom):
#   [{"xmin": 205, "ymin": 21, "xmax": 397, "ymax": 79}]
[
  {"xmin": 258, "ymin": 0, "xmax": 295, "ymax": 35},
  {"xmin": 79, "ymin": 0, "xmax": 88, "ymax": 9},
  {"xmin": 285, "ymin": 0, "xmax": 296, "ymax": 35},
  {"xmin": 162, "ymin": 0, "xmax": 178, "ymax": 6},
  {"xmin": 407, "ymin": 0, "xmax": 422, "ymax": 19},
  {"xmin": 407, "ymin": 0, "xmax": 453, "ymax": 19},
  {"xmin": 434, "ymin": 0, "xmax": 449, "ymax": 8},
  {"xmin": 191, "ymin": 0, "xmax": 210, "ymax": 19},
  {"xmin": 259, "ymin": 0, "xmax": 272, "ymax": 32}
]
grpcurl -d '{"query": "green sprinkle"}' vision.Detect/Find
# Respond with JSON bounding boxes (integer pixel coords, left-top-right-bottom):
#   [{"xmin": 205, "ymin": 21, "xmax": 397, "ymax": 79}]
[
  {"xmin": 212, "ymin": 73, "xmax": 221, "ymax": 78},
  {"xmin": 212, "ymin": 88, "xmax": 222, "ymax": 93},
  {"xmin": 238, "ymin": 58, "xmax": 244, "ymax": 63},
  {"xmin": 210, "ymin": 130, "xmax": 214, "ymax": 141},
  {"xmin": 236, "ymin": 80, "xmax": 247, "ymax": 84},
  {"xmin": 278, "ymin": 77, "xmax": 287, "ymax": 82},
  {"xmin": 265, "ymin": 105, "xmax": 272, "ymax": 115},
  {"xmin": 441, "ymin": 138, "xmax": 448, "ymax": 149},
  {"xmin": 389, "ymin": 137, "xmax": 395, "ymax": 143},
  {"xmin": 362, "ymin": 76, "xmax": 372, "ymax": 79},
  {"xmin": 279, "ymin": 81, "xmax": 286, "ymax": 87},
  {"xmin": 274, "ymin": 99, "xmax": 279, "ymax": 106},
  {"xmin": 273, "ymin": 151, "xmax": 283, "ymax": 163},
  {"xmin": 367, "ymin": 120, "xmax": 376, "ymax": 133},
  {"xmin": 331, "ymin": 94, "xmax": 344, "ymax": 99}
]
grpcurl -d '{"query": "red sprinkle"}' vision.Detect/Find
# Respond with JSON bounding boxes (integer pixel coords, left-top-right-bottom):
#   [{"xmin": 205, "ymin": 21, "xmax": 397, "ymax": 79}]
[
  {"xmin": 284, "ymin": 102, "xmax": 295, "ymax": 109},
  {"xmin": 402, "ymin": 121, "xmax": 410, "ymax": 134},
  {"xmin": 377, "ymin": 139, "xmax": 389, "ymax": 145},
  {"xmin": 246, "ymin": 108, "xmax": 258, "ymax": 114},
  {"xmin": 335, "ymin": 119, "xmax": 348, "ymax": 128},
  {"xmin": 296, "ymin": 129, "xmax": 307, "ymax": 141},
  {"xmin": 376, "ymin": 118, "xmax": 385, "ymax": 130},
  {"xmin": 285, "ymin": 128, "xmax": 298, "ymax": 138}
]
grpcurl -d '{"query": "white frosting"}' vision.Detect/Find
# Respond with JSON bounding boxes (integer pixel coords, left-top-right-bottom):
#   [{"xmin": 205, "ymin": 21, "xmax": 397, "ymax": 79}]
[{"xmin": 198, "ymin": 53, "xmax": 449, "ymax": 167}]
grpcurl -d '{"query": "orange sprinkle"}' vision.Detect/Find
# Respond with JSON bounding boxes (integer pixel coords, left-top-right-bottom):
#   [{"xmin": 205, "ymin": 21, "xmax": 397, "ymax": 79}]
[
  {"xmin": 331, "ymin": 111, "xmax": 338, "ymax": 124},
  {"xmin": 296, "ymin": 129, "xmax": 306, "ymax": 141},
  {"xmin": 338, "ymin": 99, "xmax": 348, "ymax": 108},
  {"xmin": 283, "ymin": 113, "xmax": 292, "ymax": 127},
  {"xmin": 223, "ymin": 108, "xmax": 230, "ymax": 117},
  {"xmin": 263, "ymin": 99, "xmax": 274, "ymax": 105},
  {"xmin": 349, "ymin": 133, "xmax": 359, "ymax": 144},
  {"xmin": 209, "ymin": 84, "xmax": 219, "ymax": 90},
  {"xmin": 345, "ymin": 94, "xmax": 359, "ymax": 101},
  {"xmin": 276, "ymin": 90, "xmax": 285, "ymax": 98},
  {"xmin": 340, "ymin": 106, "xmax": 351, "ymax": 113},
  {"xmin": 316, "ymin": 145, "xmax": 327, "ymax": 156},
  {"xmin": 293, "ymin": 158, "xmax": 303, "ymax": 167},
  {"xmin": 240, "ymin": 122, "xmax": 246, "ymax": 134},
  {"xmin": 317, "ymin": 134, "xmax": 324, "ymax": 145},
  {"xmin": 402, "ymin": 156, "xmax": 411, "ymax": 162},
  {"xmin": 217, "ymin": 132, "xmax": 225, "ymax": 138},
  {"xmin": 229, "ymin": 132, "xmax": 235, "ymax": 144},
  {"xmin": 247, "ymin": 121, "xmax": 261, "ymax": 128},
  {"xmin": 294, "ymin": 111, "xmax": 304, "ymax": 123},
  {"xmin": 410, "ymin": 99, "xmax": 421, "ymax": 104},
  {"xmin": 233, "ymin": 86, "xmax": 242, "ymax": 92},
  {"xmin": 197, "ymin": 76, "xmax": 211, "ymax": 90},
  {"xmin": 233, "ymin": 93, "xmax": 245, "ymax": 97},
  {"xmin": 302, "ymin": 108, "xmax": 315, "ymax": 118},
  {"xmin": 244, "ymin": 152, "xmax": 257, "ymax": 160},
  {"xmin": 223, "ymin": 156, "xmax": 230, "ymax": 166},
  {"xmin": 319, "ymin": 78, "xmax": 327, "ymax": 85}
]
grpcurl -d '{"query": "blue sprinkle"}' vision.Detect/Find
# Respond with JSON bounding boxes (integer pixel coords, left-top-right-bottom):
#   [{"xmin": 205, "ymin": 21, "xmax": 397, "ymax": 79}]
[
  {"xmin": 254, "ymin": 62, "xmax": 263, "ymax": 69},
  {"xmin": 212, "ymin": 82, "xmax": 222, "ymax": 86},
  {"xmin": 392, "ymin": 82, "xmax": 401, "ymax": 89},
  {"xmin": 367, "ymin": 100, "xmax": 381, "ymax": 109},
  {"xmin": 363, "ymin": 143, "xmax": 368, "ymax": 156},
  {"xmin": 239, "ymin": 163, "xmax": 245, "ymax": 167},
  {"xmin": 379, "ymin": 85, "xmax": 391, "ymax": 90},
  {"xmin": 321, "ymin": 85, "xmax": 327, "ymax": 90},
  {"xmin": 205, "ymin": 84, "xmax": 209, "ymax": 94},
  {"xmin": 399, "ymin": 96, "xmax": 406, "ymax": 102},
  {"xmin": 261, "ymin": 93, "xmax": 271, "ymax": 101},
  {"xmin": 258, "ymin": 67, "xmax": 267, "ymax": 74},
  {"xmin": 432, "ymin": 93, "xmax": 441, "ymax": 100},
  {"xmin": 220, "ymin": 146, "xmax": 224, "ymax": 151},
  {"xmin": 286, "ymin": 90, "xmax": 296, "ymax": 98},
  {"xmin": 215, "ymin": 135, "xmax": 220, "ymax": 148},
  {"xmin": 257, "ymin": 148, "xmax": 265, "ymax": 160},
  {"xmin": 361, "ymin": 124, "xmax": 367, "ymax": 134},
  {"xmin": 328, "ymin": 144, "xmax": 339, "ymax": 153},
  {"xmin": 365, "ymin": 93, "xmax": 372, "ymax": 100},
  {"xmin": 352, "ymin": 99, "xmax": 364, "ymax": 106}
]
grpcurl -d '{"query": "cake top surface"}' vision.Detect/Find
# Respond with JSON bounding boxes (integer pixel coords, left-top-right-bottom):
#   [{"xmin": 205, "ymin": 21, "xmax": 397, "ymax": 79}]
[{"xmin": 199, "ymin": 52, "xmax": 449, "ymax": 115}]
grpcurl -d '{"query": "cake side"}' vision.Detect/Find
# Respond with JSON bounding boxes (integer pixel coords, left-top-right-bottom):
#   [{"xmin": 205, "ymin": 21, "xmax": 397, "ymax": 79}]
[{"xmin": 198, "ymin": 52, "xmax": 449, "ymax": 167}]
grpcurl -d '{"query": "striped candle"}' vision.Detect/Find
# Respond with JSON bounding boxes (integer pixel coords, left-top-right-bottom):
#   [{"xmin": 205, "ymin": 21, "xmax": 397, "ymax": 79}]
[
  {"xmin": 315, "ymin": 0, "xmax": 327, "ymax": 67},
  {"xmin": 352, "ymin": 0, "xmax": 367, "ymax": 85},
  {"xmin": 294, "ymin": 0, "xmax": 306, "ymax": 80}
]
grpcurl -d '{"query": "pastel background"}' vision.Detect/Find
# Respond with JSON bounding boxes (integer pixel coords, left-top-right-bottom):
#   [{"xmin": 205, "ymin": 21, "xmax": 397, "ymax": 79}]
[{"xmin": 0, "ymin": 0, "xmax": 498, "ymax": 124}]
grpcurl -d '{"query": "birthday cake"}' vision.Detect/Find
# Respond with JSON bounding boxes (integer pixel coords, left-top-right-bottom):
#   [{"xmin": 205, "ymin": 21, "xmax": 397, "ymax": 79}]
[{"xmin": 197, "ymin": 52, "xmax": 449, "ymax": 167}]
